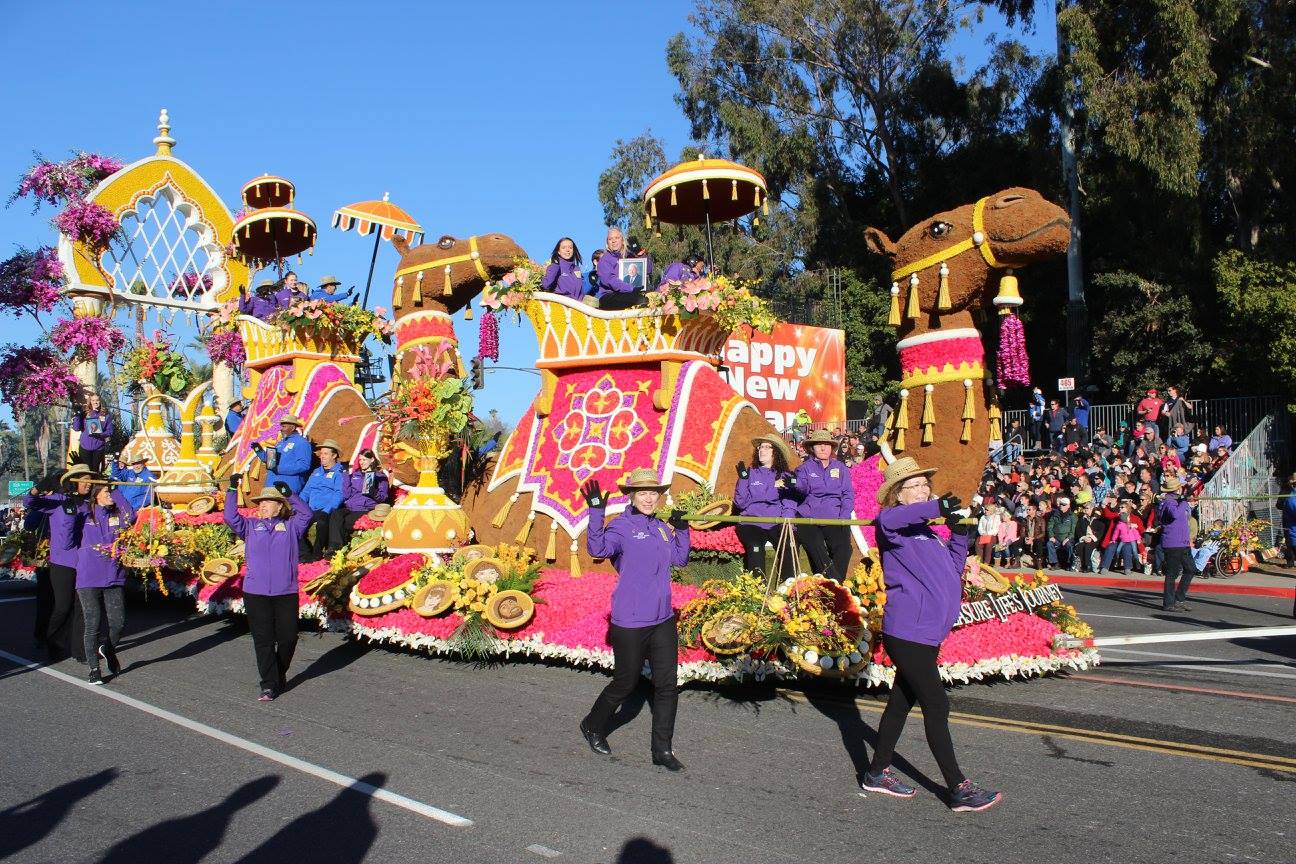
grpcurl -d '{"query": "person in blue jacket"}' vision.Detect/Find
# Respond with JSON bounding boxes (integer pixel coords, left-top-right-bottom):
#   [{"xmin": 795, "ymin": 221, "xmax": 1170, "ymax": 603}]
[
  {"xmin": 541, "ymin": 238, "xmax": 585, "ymax": 300},
  {"xmin": 251, "ymin": 415, "xmax": 312, "ymax": 494},
  {"xmin": 224, "ymin": 476, "xmax": 313, "ymax": 700},
  {"xmin": 594, "ymin": 227, "xmax": 648, "ymax": 311},
  {"xmin": 732, "ymin": 434, "xmax": 799, "ymax": 580},
  {"xmin": 71, "ymin": 391, "xmax": 113, "ymax": 473},
  {"xmin": 76, "ymin": 480, "xmax": 136, "ymax": 684},
  {"xmin": 309, "ymin": 275, "xmax": 354, "ymax": 304},
  {"xmin": 225, "ymin": 399, "xmax": 246, "ymax": 437},
  {"xmin": 579, "ymin": 468, "xmax": 690, "ymax": 770},
  {"xmin": 110, "ymin": 454, "xmax": 156, "ymax": 510},
  {"xmin": 1282, "ymin": 473, "xmax": 1296, "ymax": 571},
  {"xmin": 299, "ymin": 439, "xmax": 346, "ymax": 562},
  {"xmin": 24, "ymin": 465, "xmax": 93, "ymax": 662}
]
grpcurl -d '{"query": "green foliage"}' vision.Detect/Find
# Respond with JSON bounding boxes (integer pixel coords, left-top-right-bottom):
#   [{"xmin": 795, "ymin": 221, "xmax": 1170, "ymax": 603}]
[
  {"xmin": 1210, "ymin": 250, "xmax": 1296, "ymax": 410},
  {"xmin": 672, "ymin": 549, "xmax": 745, "ymax": 586}
]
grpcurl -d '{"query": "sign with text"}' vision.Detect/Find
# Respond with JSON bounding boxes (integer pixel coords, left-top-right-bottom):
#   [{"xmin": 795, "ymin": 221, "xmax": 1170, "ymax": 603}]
[
  {"xmin": 720, "ymin": 323, "xmax": 846, "ymax": 432},
  {"xmin": 7, "ymin": 481, "xmax": 33, "ymax": 497},
  {"xmin": 1057, "ymin": 377, "xmax": 1075, "ymax": 392}
]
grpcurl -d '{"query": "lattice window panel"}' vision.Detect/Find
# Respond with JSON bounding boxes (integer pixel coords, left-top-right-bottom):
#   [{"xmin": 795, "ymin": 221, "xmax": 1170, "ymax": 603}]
[{"xmin": 101, "ymin": 185, "xmax": 227, "ymax": 315}]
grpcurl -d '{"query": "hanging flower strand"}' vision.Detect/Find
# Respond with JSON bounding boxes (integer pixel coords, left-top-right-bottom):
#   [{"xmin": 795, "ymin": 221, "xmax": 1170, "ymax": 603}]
[{"xmin": 0, "ymin": 246, "xmax": 63, "ymax": 316}]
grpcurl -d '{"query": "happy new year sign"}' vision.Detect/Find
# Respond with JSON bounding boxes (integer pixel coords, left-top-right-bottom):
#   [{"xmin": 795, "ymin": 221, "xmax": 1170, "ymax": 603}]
[{"xmin": 720, "ymin": 322, "xmax": 846, "ymax": 432}]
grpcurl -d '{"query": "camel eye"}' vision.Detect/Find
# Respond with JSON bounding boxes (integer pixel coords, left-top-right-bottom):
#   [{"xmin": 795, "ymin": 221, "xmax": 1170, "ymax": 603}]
[
  {"xmin": 437, "ymin": 235, "xmax": 456, "ymax": 249},
  {"xmin": 929, "ymin": 221, "xmax": 953, "ymax": 238}
]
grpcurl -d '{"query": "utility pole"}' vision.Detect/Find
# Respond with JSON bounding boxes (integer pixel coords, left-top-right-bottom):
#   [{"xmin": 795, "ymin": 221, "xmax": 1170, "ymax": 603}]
[
  {"xmin": 1057, "ymin": 0, "xmax": 1088, "ymax": 385},
  {"xmin": 19, "ymin": 415, "xmax": 29, "ymax": 481}
]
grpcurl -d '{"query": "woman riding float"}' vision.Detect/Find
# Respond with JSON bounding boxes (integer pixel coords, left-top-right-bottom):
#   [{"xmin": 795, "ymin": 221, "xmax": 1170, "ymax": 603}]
[
  {"xmin": 732, "ymin": 434, "xmax": 798, "ymax": 580},
  {"xmin": 578, "ymin": 469, "xmax": 690, "ymax": 770},
  {"xmin": 861, "ymin": 456, "xmax": 1003, "ymax": 812}
]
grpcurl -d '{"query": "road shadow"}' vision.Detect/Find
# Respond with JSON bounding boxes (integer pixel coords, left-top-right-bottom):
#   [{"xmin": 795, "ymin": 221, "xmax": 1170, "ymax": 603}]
[
  {"xmin": 1063, "ymin": 586, "xmax": 1295, "ymax": 620},
  {"xmin": 616, "ymin": 836, "xmax": 675, "ymax": 863},
  {"xmin": 231, "ymin": 772, "xmax": 384, "ymax": 863},
  {"xmin": 285, "ymin": 638, "xmax": 373, "ymax": 693},
  {"xmin": 97, "ymin": 775, "xmax": 279, "ymax": 864},
  {"xmin": 606, "ymin": 684, "xmax": 650, "ymax": 736},
  {"xmin": 801, "ymin": 687, "xmax": 943, "ymax": 797},
  {"xmin": 122, "ymin": 619, "xmax": 245, "ymax": 675},
  {"xmin": 0, "ymin": 767, "xmax": 117, "ymax": 860},
  {"xmin": 117, "ymin": 613, "xmax": 225, "ymax": 652}
]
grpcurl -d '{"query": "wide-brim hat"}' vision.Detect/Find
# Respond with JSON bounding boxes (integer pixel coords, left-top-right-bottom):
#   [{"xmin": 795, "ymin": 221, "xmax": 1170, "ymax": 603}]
[
  {"xmin": 369, "ymin": 503, "xmax": 391, "ymax": 521},
  {"xmin": 347, "ymin": 536, "xmax": 383, "ymax": 561},
  {"xmin": 1161, "ymin": 475, "xmax": 1183, "ymax": 492},
  {"xmin": 751, "ymin": 433, "xmax": 791, "ymax": 464},
  {"xmin": 249, "ymin": 488, "xmax": 289, "ymax": 505},
  {"xmin": 318, "ymin": 274, "xmax": 342, "ymax": 288},
  {"xmin": 228, "ymin": 399, "xmax": 245, "ymax": 410},
  {"xmin": 254, "ymin": 277, "xmax": 277, "ymax": 291},
  {"xmin": 801, "ymin": 429, "xmax": 836, "ymax": 448},
  {"xmin": 618, "ymin": 468, "xmax": 670, "ymax": 493},
  {"xmin": 278, "ymin": 414, "xmax": 303, "ymax": 428},
  {"xmin": 876, "ymin": 456, "xmax": 937, "ymax": 505},
  {"xmin": 315, "ymin": 438, "xmax": 341, "ymax": 454},
  {"xmin": 186, "ymin": 495, "xmax": 216, "ymax": 515},
  {"xmin": 61, "ymin": 464, "xmax": 96, "ymax": 483}
]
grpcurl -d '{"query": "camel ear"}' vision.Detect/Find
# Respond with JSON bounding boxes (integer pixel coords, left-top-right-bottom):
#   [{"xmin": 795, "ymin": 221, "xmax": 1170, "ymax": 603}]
[
  {"xmin": 864, "ymin": 227, "xmax": 896, "ymax": 260},
  {"xmin": 391, "ymin": 234, "xmax": 411, "ymax": 257}
]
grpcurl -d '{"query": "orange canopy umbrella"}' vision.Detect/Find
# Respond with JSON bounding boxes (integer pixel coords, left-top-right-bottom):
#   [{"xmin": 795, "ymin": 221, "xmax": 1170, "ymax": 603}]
[
  {"xmin": 332, "ymin": 193, "xmax": 424, "ymax": 308},
  {"xmin": 230, "ymin": 206, "xmax": 317, "ymax": 270},
  {"xmin": 643, "ymin": 157, "xmax": 768, "ymax": 265}
]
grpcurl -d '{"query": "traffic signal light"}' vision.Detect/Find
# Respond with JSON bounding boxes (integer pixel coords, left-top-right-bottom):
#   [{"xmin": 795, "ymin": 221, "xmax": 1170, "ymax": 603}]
[{"xmin": 470, "ymin": 356, "xmax": 485, "ymax": 390}]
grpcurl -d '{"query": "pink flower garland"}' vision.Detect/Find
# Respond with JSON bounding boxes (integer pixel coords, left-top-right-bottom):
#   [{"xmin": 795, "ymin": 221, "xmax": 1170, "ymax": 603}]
[
  {"xmin": 0, "ymin": 345, "xmax": 80, "ymax": 414},
  {"xmin": 996, "ymin": 311, "xmax": 1030, "ymax": 389},
  {"xmin": 50, "ymin": 315, "xmax": 126, "ymax": 362},
  {"xmin": 0, "ymin": 247, "xmax": 63, "ymax": 315},
  {"xmin": 205, "ymin": 330, "xmax": 246, "ymax": 367},
  {"xmin": 53, "ymin": 200, "xmax": 120, "ymax": 251},
  {"xmin": 477, "ymin": 308, "xmax": 499, "ymax": 362},
  {"xmin": 11, "ymin": 152, "xmax": 123, "ymax": 209}
]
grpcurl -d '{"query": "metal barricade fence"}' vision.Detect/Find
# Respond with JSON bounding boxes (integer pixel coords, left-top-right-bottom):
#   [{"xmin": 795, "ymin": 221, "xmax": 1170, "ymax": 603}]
[
  {"xmin": 1199, "ymin": 414, "xmax": 1289, "ymax": 548},
  {"xmin": 1003, "ymin": 395, "xmax": 1284, "ymax": 442}
]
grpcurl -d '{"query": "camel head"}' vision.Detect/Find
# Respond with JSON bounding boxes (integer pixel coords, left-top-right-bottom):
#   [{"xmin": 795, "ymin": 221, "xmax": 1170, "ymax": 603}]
[
  {"xmin": 864, "ymin": 188, "xmax": 1070, "ymax": 325},
  {"xmin": 390, "ymin": 232, "xmax": 524, "ymax": 317}
]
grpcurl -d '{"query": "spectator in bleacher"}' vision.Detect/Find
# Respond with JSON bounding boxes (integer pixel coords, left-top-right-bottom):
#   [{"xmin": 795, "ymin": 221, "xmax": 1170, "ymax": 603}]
[
  {"xmin": 1022, "ymin": 502, "xmax": 1046, "ymax": 568},
  {"xmin": 1163, "ymin": 386, "xmax": 1193, "ymax": 439},
  {"xmin": 975, "ymin": 500, "xmax": 1000, "ymax": 565},
  {"xmin": 1071, "ymin": 395, "xmax": 1090, "ymax": 439},
  {"xmin": 869, "ymin": 397, "xmax": 893, "ymax": 439},
  {"xmin": 1046, "ymin": 497, "xmax": 1078, "ymax": 569},
  {"xmin": 1062, "ymin": 417, "xmax": 1084, "ymax": 452},
  {"xmin": 1029, "ymin": 388, "xmax": 1045, "ymax": 449},
  {"xmin": 1074, "ymin": 502, "xmax": 1102, "ymax": 573},
  {"xmin": 1090, "ymin": 425, "xmax": 1112, "ymax": 457},
  {"xmin": 1135, "ymin": 388, "xmax": 1164, "ymax": 431},
  {"xmin": 1139, "ymin": 424, "xmax": 1162, "ymax": 451},
  {"xmin": 1207, "ymin": 424, "xmax": 1233, "ymax": 453},
  {"xmin": 1047, "ymin": 400, "xmax": 1069, "ymax": 453},
  {"xmin": 1167, "ymin": 423, "xmax": 1191, "ymax": 464},
  {"xmin": 1280, "ymin": 473, "xmax": 1296, "ymax": 568}
]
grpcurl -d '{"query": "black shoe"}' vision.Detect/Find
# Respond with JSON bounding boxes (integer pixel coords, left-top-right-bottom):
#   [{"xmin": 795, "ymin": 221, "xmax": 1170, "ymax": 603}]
[
  {"xmin": 580, "ymin": 720, "xmax": 610, "ymax": 755},
  {"xmin": 258, "ymin": 689, "xmax": 276, "ymax": 702},
  {"xmin": 87, "ymin": 667, "xmax": 103, "ymax": 686},
  {"xmin": 652, "ymin": 751, "xmax": 685, "ymax": 771},
  {"xmin": 98, "ymin": 644, "xmax": 121, "ymax": 676}
]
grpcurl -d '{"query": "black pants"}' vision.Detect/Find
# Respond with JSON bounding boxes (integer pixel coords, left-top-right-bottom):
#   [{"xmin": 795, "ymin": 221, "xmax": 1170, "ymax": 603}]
[
  {"xmin": 868, "ymin": 633, "xmax": 966, "ymax": 789},
  {"xmin": 300, "ymin": 511, "xmax": 333, "ymax": 562},
  {"xmin": 77, "ymin": 448, "xmax": 105, "ymax": 473},
  {"xmin": 244, "ymin": 593, "xmax": 299, "ymax": 692},
  {"xmin": 797, "ymin": 524, "xmax": 851, "ymax": 582},
  {"xmin": 1075, "ymin": 541, "xmax": 1097, "ymax": 572},
  {"xmin": 78, "ymin": 586, "xmax": 124, "ymax": 669},
  {"xmin": 1162, "ymin": 546, "xmax": 1194, "ymax": 608},
  {"xmin": 597, "ymin": 289, "xmax": 647, "ymax": 311},
  {"xmin": 47, "ymin": 564, "xmax": 86, "ymax": 662},
  {"xmin": 734, "ymin": 524, "xmax": 797, "ymax": 581},
  {"xmin": 328, "ymin": 508, "xmax": 367, "ymax": 551},
  {"xmin": 33, "ymin": 567, "xmax": 52, "ymax": 645},
  {"xmin": 583, "ymin": 617, "xmax": 678, "ymax": 754}
]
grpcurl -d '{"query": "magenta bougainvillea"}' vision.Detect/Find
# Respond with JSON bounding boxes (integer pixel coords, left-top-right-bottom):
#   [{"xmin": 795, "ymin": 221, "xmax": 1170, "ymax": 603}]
[
  {"xmin": 996, "ymin": 311, "xmax": 1031, "ymax": 389},
  {"xmin": 171, "ymin": 272, "xmax": 213, "ymax": 297},
  {"xmin": 11, "ymin": 152, "xmax": 123, "ymax": 210},
  {"xmin": 204, "ymin": 330, "xmax": 246, "ymax": 367},
  {"xmin": 0, "ymin": 247, "xmax": 63, "ymax": 315},
  {"xmin": 477, "ymin": 308, "xmax": 499, "ymax": 361},
  {"xmin": 0, "ymin": 345, "xmax": 81, "ymax": 414},
  {"xmin": 53, "ymin": 200, "xmax": 120, "ymax": 251},
  {"xmin": 49, "ymin": 315, "xmax": 127, "ymax": 362}
]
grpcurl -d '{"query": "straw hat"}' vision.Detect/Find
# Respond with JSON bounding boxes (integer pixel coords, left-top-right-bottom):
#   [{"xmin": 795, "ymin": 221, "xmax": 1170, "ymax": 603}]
[
  {"xmin": 368, "ymin": 503, "xmax": 391, "ymax": 522},
  {"xmin": 201, "ymin": 557, "xmax": 239, "ymax": 579},
  {"xmin": 801, "ymin": 429, "xmax": 837, "ymax": 448},
  {"xmin": 318, "ymin": 274, "xmax": 342, "ymax": 288},
  {"xmin": 347, "ymin": 536, "xmax": 382, "ymax": 561},
  {"xmin": 876, "ymin": 456, "xmax": 937, "ymax": 505},
  {"xmin": 315, "ymin": 438, "xmax": 341, "ymax": 454},
  {"xmin": 1161, "ymin": 475, "xmax": 1183, "ymax": 493},
  {"xmin": 61, "ymin": 464, "xmax": 96, "ymax": 483},
  {"xmin": 278, "ymin": 414, "xmax": 303, "ymax": 428},
  {"xmin": 186, "ymin": 495, "xmax": 216, "ymax": 515},
  {"xmin": 249, "ymin": 488, "xmax": 289, "ymax": 505},
  {"xmin": 618, "ymin": 468, "xmax": 669, "ymax": 493},
  {"xmin": 229, "ymin": 399, "xmax": 245, "ymax": 410},
  {"xmin": 751, "ymin": 433, "xmax": 791, "ymax": 464}
]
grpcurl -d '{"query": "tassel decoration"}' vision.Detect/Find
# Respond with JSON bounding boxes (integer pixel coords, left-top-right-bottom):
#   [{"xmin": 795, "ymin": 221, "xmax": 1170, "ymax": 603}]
[
  {"xmin": 644, "ymin": 210, "xmax": 652, "ymax": 229},
  {"xmin": 670, "ymin": 185, "xmax": 677, "ymax": 206},
  {"xmin": 731, "ymin": 180, "xmax": 738, "ymax": 201},
  {"xmin": 961, "ymin": 378, "xmax": 975, "ymax": 443},
  {"xmin": 754, "ymin": 188, "xmax": 761, "ymax": 207},
  {"xmin": 702, "ymin": 178, "xmax": 709, "ymax": 200},
  {"xmin": 937, "ymin": 262, "xmax": 951, "ymax": 310},
  {"xmin": 988, "ymin": 401, "xmax": 1003, "ymax": 444},
  {"xmin": 921, "ymin": 384, "xmax": 936, "ymax": 444},
  {"xmin": 650, "ymin": 196, "xmax": 657, "ymax": 217},
  {"xmin": 412, "ymin": 269, "xmax": 424, "ymax": 306},
  {"xmin": 569, "ymin": 541, "xmax": 582, "ymax": 579},
  {"xmin": 762, "ymin": 196, "xmax": 769, "ymax": 216},
  {"xmin": 996, "ymin": 310, "xmax": 1031, "ymax": 388},
  {"xmin": 905, "ymin": 273, "xmax": 921, "ymax": 320},
  {"xmin": 463, "ymin": 301, "xmax": 473, "ymax": 321},
  {"xmin": 887, "ymin": 282, "xmax": 901, "ymax": 327},
  {"xmin": 894, "ymin": 388, "xmax": 910, "ymax": 452},
  {"xmin": 545, "ymin": 522, "xmax": 558, "ymax": 562},
  {"xmin": 515, "ymin": 511, "xmax": 535, "ymax": 545},
  {"xmin": 491, "ymin": 492, "xmax": 518, "ymax": 528},
  {"xmin": 394, "ymin": 275, "xmax": 404, "ymax": 308},
  {"xmin": 442, "ymin": 265, "xmax": 453, "ymax": 296}
]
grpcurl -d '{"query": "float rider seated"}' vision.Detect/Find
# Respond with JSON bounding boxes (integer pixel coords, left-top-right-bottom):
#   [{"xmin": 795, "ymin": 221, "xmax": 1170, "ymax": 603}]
[{"xmin": 251, "ymin": 415, "xmax": 312, "ymax": 495}]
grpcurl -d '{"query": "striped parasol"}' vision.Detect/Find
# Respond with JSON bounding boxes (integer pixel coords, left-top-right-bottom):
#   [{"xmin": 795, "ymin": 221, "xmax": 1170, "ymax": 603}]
[{"xmin": 331, "ymin": 192, "xmax": 424, "ymax": 307}]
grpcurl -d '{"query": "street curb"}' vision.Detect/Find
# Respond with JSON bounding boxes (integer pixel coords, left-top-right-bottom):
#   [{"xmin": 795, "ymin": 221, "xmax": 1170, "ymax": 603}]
[{"xmin": 1047, "ymin": 573, "xmax": 1296, "ymax": 599}]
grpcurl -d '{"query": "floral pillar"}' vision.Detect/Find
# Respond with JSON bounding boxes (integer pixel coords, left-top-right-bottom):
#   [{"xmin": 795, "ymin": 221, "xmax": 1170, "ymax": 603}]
[
  {"xmin": 211, "ymin": 360, "xmax": 236, "ymax": 414},
  {"xmin": 65, "ymin": 293, "xmax": 105, "ymax": 393}
]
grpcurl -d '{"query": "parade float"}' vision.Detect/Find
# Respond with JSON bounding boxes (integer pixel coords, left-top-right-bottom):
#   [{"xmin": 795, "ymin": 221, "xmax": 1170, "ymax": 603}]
[{"xmin": 3, "ymin": 114, "xmax": 1097, "ymax": 686}]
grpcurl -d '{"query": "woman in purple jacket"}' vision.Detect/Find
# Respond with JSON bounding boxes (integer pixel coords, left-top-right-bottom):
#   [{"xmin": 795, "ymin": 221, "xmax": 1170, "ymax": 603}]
[
  {"xmin": 732, "ymin": 434, "xmax": 798, "ymax": 580},
  {"xmin": 578, "ymin": 468, "xmax": 690, "ymax": 771},
  {"xmin": 790, "ymin": 429, "xmax": 856, "ymax": 582},
  {"xmin": 327, "ymin": 449, "xmax": 390, "ymax": 553},
  {"xmin": 71, "ymin": 391, "xmax": 113, "ymax": 473},
  {"xmin": 860, "ymin": 457, "xmax": 1001, "ymax": 812},
  {"xmin": 593, "ymin": 227, "xmax": 648, "ymax": 311},
  {"xmin": 224, "ymin": 476, "xmax": 313, "ymax": 701},
  {"xmin": 24, "ymin": 465, "xmax": 93, "ymax": 662},
  {"xmin": 541, "ymin": 237, "xmax": 586, "ymax": 300},
  {"xmin": 76, "ymin": 479, "xmax": 136, "ymax": 684}
]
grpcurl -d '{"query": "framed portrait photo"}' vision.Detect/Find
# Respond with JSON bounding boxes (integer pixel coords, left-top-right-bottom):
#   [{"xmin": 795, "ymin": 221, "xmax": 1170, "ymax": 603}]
[{"xmin": 618, "ymin": 257, "xmax": 648, "ymax": 290}]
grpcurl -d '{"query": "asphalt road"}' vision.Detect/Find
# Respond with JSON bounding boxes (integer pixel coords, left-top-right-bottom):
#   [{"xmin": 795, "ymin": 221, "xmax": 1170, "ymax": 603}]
[{"xmin": 1, "ymin": 578, "xmax": 1292, "ymax": 864}]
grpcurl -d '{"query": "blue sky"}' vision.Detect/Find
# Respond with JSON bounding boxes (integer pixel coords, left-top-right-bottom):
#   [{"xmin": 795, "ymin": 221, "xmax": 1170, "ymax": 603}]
[{"xmin": 0, "ymin": 0, "xmax": 1053, "ymax": 429}]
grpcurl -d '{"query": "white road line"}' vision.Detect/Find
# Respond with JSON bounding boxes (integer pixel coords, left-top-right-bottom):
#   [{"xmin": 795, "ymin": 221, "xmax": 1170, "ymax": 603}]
[
  {"xmin": 1099, "ymin": 660, "xmax": 1296, "ymax": 681},
  {"xmin": 1075, "ymin": 612, "xmax": 1163, "ymax": 620},
  {"xmin": 0, "ymin": 648, "xmax": 473, "ymax": 827},
  {"xmin": 0, "ymin": 596, "xmax": 35, "ymax": 603},
  {"xmin": 1102, "ymin": 646, "xmax": 1296, "ymax": 666},
  {"xmin": 527, "ymin": 844, "xmax": 563, "ymax": 858}
]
